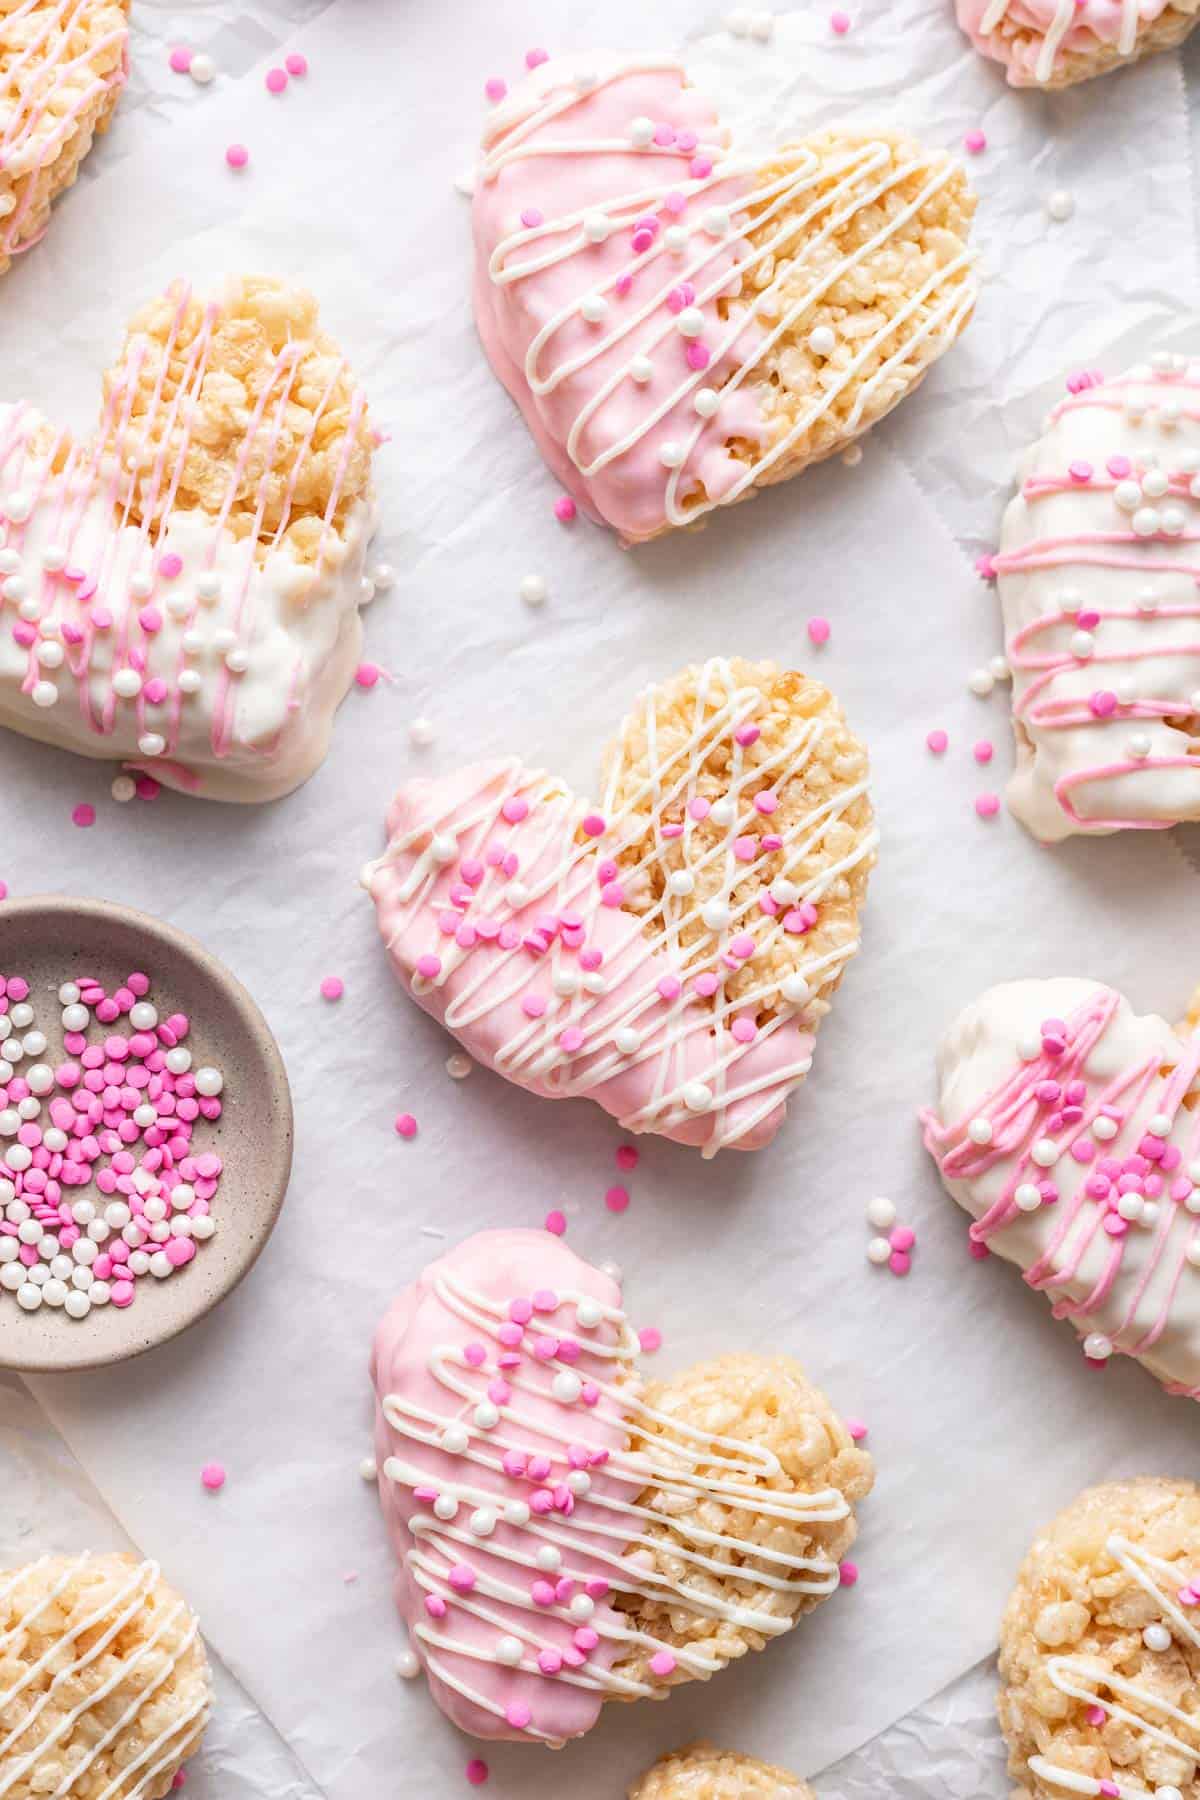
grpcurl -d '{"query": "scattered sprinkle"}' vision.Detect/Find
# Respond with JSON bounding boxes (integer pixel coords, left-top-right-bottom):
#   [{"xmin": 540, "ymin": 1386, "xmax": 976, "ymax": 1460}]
[
  {"xmin": 553, "ymin": 495, "xmax": 576, "ymax": 523},
  {"xmin": 446, "ymin": 1054, "xmax": 473, "ymax": 1080},
  {"xmin": 544, "ymin": 1209, "xmax": 566, "ymax": 1236},
  {"xmin": 285, "ymin": 53, "xmax": 308, "ymax": 77},
  {"xmin": 189, "ymin": 53, "xmax": 216, "ymax": 84},
  {"xmin": 525, "ymin": 47, "xmax": 549, "ymax": 68},
  {"xmin": 973, "ymin": 740, "xmax": 994, "ymax": 765},
  {"xmin": 1046, "ymin": 189, "xmax": 1074, "ymax": 223},
  {"xmin": 964, "ymin": 129, "xmax": 986, "ymax": 154},
  {"xmin": 395, "ymin": 1113, "xmax": 418, "ymax": 1139},
  {"xmin": 615, "ymin": 1143, "xmax": 639, "ymax": 1171},
  {"xmin": 926, "ymin": 729, "xmax": 948, "ymax": 754},
  {"xmin": 839, "ymin": 1560, "xmax": 859, "ymax": 1586},
  {"xmin": 168, "ymin": 46, "xmax": 193, "ymax": 74},
  {"xmin": 320, "ymin": 976, "xmax": 344, "ymax": 1002},
  {"xmin": 889, "ymin": 1251, "xmax": 911, "ymax": 1276},
  {"xmin": 520, "ymin": 573, "xmax": 547, "ymax": 607},
  {"xmin": 111, "ymin": 775, "xmax": 136, "ymax": 803},
  {"xmin": 975, "ymin": 792, "xmax": 1001, "ymax": 818},
  {"xmin": 638, "ymin": 1326, "xmax": 662, "ymax": 1352},
  {"xmin": 201, "ymin": 1463, "xmax": 226, "ymax": 1492},
  {"xmin": 831, "ymin": 8, "xmax": 851, "ymax": 30},
  {"xmin": 604, "ymin": 1184, "xmax": 630, "ymax": 1214},
  {"xmin": 865, "ymin": 1195, "xmax": 896, "ymax": 1230},
  {"xmin": 806, "ymin": 616, "xmax": 830, "ymax": 647},
  {"xmin": 71, "ymin": 803, "xmax": 95, "ymax": 829},
  {"xmin": 409, "ymin": 717, "xmax": 435, "ymax": 747},
  {"xmin": 225, "ymin": 144, "xmax": 249, "ymax": 170},
  {"xmin": 355, "ymin": 662, "xmax": 381, "ymax": 689},
  {"xmin": 359, "ymin": 1456, "xmax": 378, "ymax": 1481},
  {"xmin": 484, "ymin": 76, "xmax": 507, "ymax": 102},
  {"xmin": 265, "ymin": 67, "xmax": 288, "ymax": 94},
  {"xmin": 846, "ymin": 1417, "xmax": 868, "ymax": 1441}
]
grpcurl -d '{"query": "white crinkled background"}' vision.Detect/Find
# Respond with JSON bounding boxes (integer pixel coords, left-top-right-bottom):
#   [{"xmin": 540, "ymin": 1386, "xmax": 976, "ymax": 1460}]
[{"xmin": 2, "ymin": 0, "xmax": 1200, "ymax": 1794}]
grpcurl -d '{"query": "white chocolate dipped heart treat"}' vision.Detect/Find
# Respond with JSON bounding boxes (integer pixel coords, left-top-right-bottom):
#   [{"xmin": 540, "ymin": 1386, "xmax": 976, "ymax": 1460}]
[
  {"xmin": 630, "ymin": 1744, "xmax": 814, "ymax": 1799},
  {"xmin": 982, "ymin": 358, "xmax": 1200, "ymax": 842},
  {"xmin": 0, "ymin": 1550, "xmax": 213, "ymax": 1798},
  {"xmin": 0, "ymin": 276, "xmax": 377, "ymax": 801},
  {"xmin": 370, "ymin": 1230, "xmax": 873, "ymax": 1746},
  {"xmin": 922, "ymin": 978, "xmax": 1200, "ymax": 1403},
  {"xmin": 0, "ymin": 2, "xmax": 129, "ymax": 277},
  {"xmin": 471, "ymin": 54, "xmax": 977, "ymax": 544},
  {"xmin": 365, "ymin": 658, "xmax": 876, "ymax": 1156},
  {"xmin": 955, "ymin": 0, "xmax": 1199, "ymax": 87},
  {"xmin": 998, "ymin": 1479, "xmax": 1200, "ymax": 1800}
]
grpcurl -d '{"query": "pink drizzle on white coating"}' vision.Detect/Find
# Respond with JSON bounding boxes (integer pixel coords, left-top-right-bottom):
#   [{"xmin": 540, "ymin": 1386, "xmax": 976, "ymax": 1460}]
[
  {"xmin": 988, "ymin": 360, "xmax": 1200, "ymax": 840},
  {"xmin": 472, "ymin": 55, "xmax": 974, "ymax": 542},
  {"xmin": 371, "ymin": 1231, "xmax": 851, "ymax": 1744},
  {"xmin": 365, "ymin": 659, "xmax": 875, "ymax": 1155},
  {"xmin": 922, "ymin": 978, "xmax": 1200, "ymax": 1402}
]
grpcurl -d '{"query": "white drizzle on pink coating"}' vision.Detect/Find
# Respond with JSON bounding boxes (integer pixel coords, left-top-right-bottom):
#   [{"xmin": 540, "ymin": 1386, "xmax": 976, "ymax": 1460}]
[
  {"xmin": 984, "ymin": 357, "xmax": 1200, "ymax": 841},
  {"xmin": 1027, "ymin": 1535, "xmax": 1200, "ymax": 1799},
  {"xmin": 922, "ymin": 978, "xmax": 1200, "ymax": 1402},
  {"xmin": 371, "ymin": 1232, "xmax": 852, "ymax": 1745},
  {"xmin": 960, "ymin": 0, "xmax": 1144, "ymax": 82},
  {"xmin": 473, "ymin": 55, "xmax": 975, "ymax": 542},
  {"xmin": 0, "ymin": 1555, "xmax": 205, "ymax": 1798},
  {"xmin": 0, "ymin": 279, "xmax": 377, "ymax": 800},
  {"xmin": 365, "ymin": 658, "xmax": 876, "ymax": 1156}
]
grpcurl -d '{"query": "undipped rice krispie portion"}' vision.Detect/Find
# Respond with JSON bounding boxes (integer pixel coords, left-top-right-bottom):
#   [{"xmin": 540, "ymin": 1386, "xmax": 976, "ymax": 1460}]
[
  {"xmin": 0, "ymin": 0, "xmax": 129, "ymax": 277},
  {"xmin": 602, "ymin": 659, "xmax": 876, "ymax": 1035},
  {"xmin": 0, "ymin": 1551, "xmax": 212, "ymax": 1799},
  {"xmin": 98, "ymin": 276, "xmax": 375, "ymax": 566},
  {"xmin": 998, "ymin": 1479, "xmax": 1200, "ymax": 1800},
  {"xmin": 727, "ymin": 129, "xmax": 976, "ymax": 492},
  {"xmin": 630, "ymin": 1743, "xmax": 814, "ymax": 1800},
  {"xmin": 610, "ymin": 1354, "xmax": 874, "ymax": 1696}
]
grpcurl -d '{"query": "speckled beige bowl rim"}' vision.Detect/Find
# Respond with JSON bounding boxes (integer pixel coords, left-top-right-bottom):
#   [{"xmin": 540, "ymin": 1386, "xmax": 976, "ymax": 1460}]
[{"xmin": 0, "ymin": 893, "xmax": 294, "ymax": 1375}]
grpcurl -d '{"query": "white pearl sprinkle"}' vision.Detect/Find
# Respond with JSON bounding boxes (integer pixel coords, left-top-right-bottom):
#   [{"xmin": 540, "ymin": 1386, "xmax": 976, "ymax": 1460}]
[
  {"xmin": 1133, "ymin": 506, "xmax": 1161, "ymax": 537},
  {"xmin": 189, "ymin": 52, "xmax": 216, "ymax": 83},
  {"xmin": 519, "ymin": 573, "xmax": 547, "ymax": 607},
  {"xmin": 1147, "ymin": 1113, "xmax": 1172, "ymax": 1137},
  {"xmin": 1143, "ymin": 1623, "xmax": 1172, "ymax": 1653},
  {"xmin": 702, "ymin": 205, "xmax": 731, "ymax": 237},
  {"xmin": 659, "ymin": 441, "xmax": 685, "ymax": 469},
  {"xmin": 807, "ymin": 326, "xmax": 836, "ymax": 357},
  {"xmin": 693, "ymin": 387, "xmax": 720, "ymax": 419},
  {"xmin": 629, "ymin": 115, "xmax": 655, "ymax": 148},
  {"xmin": 1070, "ymin": 630, "xmax": 1094, "ymax": 660},
  {"xmin": 1083, "ymin": 1332, "xmax": 1113, "ymax": 1360},
  {"xmin": 967, "ymin": 1117, "xmax": 993, "ymax": 1145},
  {"xmin": 1031, "ymin": 1138, "xmax": 1058, "ymax": 1167},
  {"xmin": 30, "ymin": 681, "xmax": 57, "ymax": 709},
  {"xmin": 1045, "ymin": 189, "xmax": 1074, "ymax": 222},
  {"xmin": 194, "ymin": 1066, "xmax": 224, "ymax": 1096},
  {"xmin": 1185, "ymin": 1239, "xmax": 1200, "ymax": 1265},
  {"xmin": 1015, "ymin": 1183, "xmax": 1043, "ymax": 1212},
  {"xmin": 989, "ymin": 655, "xmax": 1011, "ymax": 682},
  {"xmin": 867, "ymin": 1236, "xmax": 891, "ymax": 1265},
  {"xmin": 614, "ymin": 1027, "xmax": 641, "ymax": 1056},
  {"xmin": 664, "ymin": 225, "xmax": 687, "ymax": 254},
  {"xmin": 676, "ymin": 306, "xmax": 705, "ymax": 338},
  {"xmin": 1113, "ymin": 480, "xmax": 1141, "ymax": 513},
  {"xmin": 968, "ymin": 668, "xmax": 994, "ymax": 697},
  {"xmin": 112, "ymin": 668, "xmax": 142, "ymax": 699},
  {"xmin": 1092, "ymin": 1115, "xmax": 1119, "ymax": 1141},
  {"xmin": 473, "ymin": 1399, "xmax": 499, "ymax": 1429},
  {"xmin": 700, "ymin": 899, "xmax": 731, "ymax": 931},
  {"xmin": 580, "ymin": 294, "xmax": 608, "ymax": 324},
  {"xmin": 1128, "ymin": 733, "xmax": 1152, "ymax": 759},
  {"xmin": 494, "ymin": 1635, "xmax": 524, "ymax": 1666},
  {"xmin": 667, "ymin": 869, "xmax": 695, "ymax": 897},
  {"xmin": 551, "ymin": 1370, "xmax": 582, "ymax": 1404},
  {"xmin": 1141, "ymin": 468, "xmax": 1170, "ymax": 498},
  {"xmin": 682, "ymin": 1081, "xmax": 713, "ymax": 1112},
  {"xmin": 583, "ymin": 211, "xmax": 610, "ymax": 244},
  {"xmin": 780, "ymin": 973, "xmax": 810, "ymax": 1006},
  {"xmin": 630, "ymin": 354, "xmax": 654, "ymax": 384},
  {"xmin": 575, "ymin": 1298, "xmax": 603, "ymax": 1329},
  {"xmin": 433, "ymin": 1493, "xmax": 458, "ymax": 1520},
  {"xmin": 535, "ymin": 1545, "xmax": 562, "ymax": 1571},
  {"xmin": 440, "ymin": 1423, "xmax": 469, "ymax": 1455},
  {"xmin": 1118, "ymin": 1193, "xmax": 1144, "ymax": 1222},
  {"xmin": 469, "ymin": 1508, "xmax": 497, "ymax": 1537},
  {"xmin": 866, "ymin": 1196, "xmax": 896, "ymax": 1230}
]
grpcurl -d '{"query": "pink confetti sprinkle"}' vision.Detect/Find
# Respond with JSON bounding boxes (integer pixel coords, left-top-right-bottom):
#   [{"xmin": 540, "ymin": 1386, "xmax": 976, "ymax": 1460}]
[
  {"xmin": 926, "ymin": 729, "xmax": 948, "ymax": 754},
  {"xmin": 554, "ymin": 495, "xmax": 576, "ymax": 522},
  {"xmin": 466, "ymin": 1762, "xmax": 489, "ymax": 1788},
  {"xmin": 265, "ymin": 67, "xmax": 288, "ymax": 93},
  {"xmin": 615, "ymin": 1144, "xmax": 639, "ymax": 1171},
  {"xmin": 890, "ymin": 1226, "xmax": 916, "ymax": 1252},
  {"xmin": 807, "ymin": 616, "xmax": 831, "ymax": 646},
  {"xmin": 201, "ymin": 1462, "xmax": 226, "ymax": 1492},
  {"xmin": 973, "ymin": 740, "xmax": 994, "ymax": 764},
  {"xmin": 830, "ymin": 8, "xmax": 851, "ymax": 30},
  {"xmin": 72, "ymin": 803, "xmax": 96, "ymax": 829},
  {"xmin": 649, "ymin": 1650, "xmax": 676, "ymax": 1677},
  {"xmin": 975, "ymin": 793, "xmax": 1000, "ymax": 818},
  {"xmin": 846, "ymin": 1417, "xmax": 868, "ymax": 1440},
  {"xmin": 605, "ymin": 1185, "xmax": 630, "ymax": 1214},
  {"xmin": 484, "ymin": 76, "xmax": 507, "ymax": 102},
  {"xmin": 355, "ymin": 662, "xmax": 380, "ymax": 689},
  {"xmin": 319, "ymin": 976, "xmax": 344, "ymax": 1001},
  {"xmin": 638, "ymin": 1326, "xmax": 662, "ymax": 1352},
  {"xmin": 839, "ymin": 1560, "xmax": 859, "ymax": 1585},
  {"xmin": 964, "ymin": 129, "xmax": 986, "ymax": 154},
  {"xmin": 169, "ymin": 46, "xmax": 193, "ymax": 73},
  {"xmin": 286, "ymin": 52, "xmax": 308, "ymax": 76},
  {"xmin": 889, "ymin": 1251, "xmax": 911, "ymax": 1276},
  {"xmin": 395, "ymin": 1113, "xmax": 418, "ymax": 1140},
  {"xmin": 525, "ymin": 47, "xmax": 549, "ymax": 68},
  {"xmin": 225, "ymin": 144, "xmax": 249, "ymax": 169},
  {"xmin": 545, "ymin": 1210, "xmax": 566, "ymax": 1236}
]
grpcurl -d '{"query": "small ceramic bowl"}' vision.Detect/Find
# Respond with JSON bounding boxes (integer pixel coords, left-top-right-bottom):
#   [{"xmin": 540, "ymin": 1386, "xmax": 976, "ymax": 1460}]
[{"xmin": 0, "ymin": 895, "xmax": 293, "ymax": 1373}]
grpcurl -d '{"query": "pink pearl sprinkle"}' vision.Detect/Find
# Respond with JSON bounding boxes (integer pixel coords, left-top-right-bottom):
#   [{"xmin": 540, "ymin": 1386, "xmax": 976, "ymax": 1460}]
[
  {"xmin": 72, "ymin": 803, "xmax": 96, "ymax": 829},
  {"xmin": 975, "ymin": 793, "xmax": 1000, "ymax": 818},
  {"xmin": 484, "ymin": 76, "xmax": 507, "ymax": 102},
  {"xmin": 582, "ymin": 812, "xmax": 606, "ymax": 837},
  {"xmin": 926, "ymin": 729, "xmax": 948, "ymax": 754},
  {"xmin": 447, "ymin": 1564, "xmax": 476, "ymax": 1593},
  {"xmin": 889, "ymin": 1251, "xmax": 911, "ymax": 1276},
  {"xmin": 201, "ymin": 1462, "xmax": 226, "ymax": 1492},
  {"xmin": 686, "ymin": 343, "xmax": 710, "ymax": 371},
  {"xmin": 225, "ymin": 144, "xmax": 249, "ymax": 169},
  {"xmin": 395, "ymin": 1113, "xmax": 418, "ymax": 1140},
  {"xmin": 1087, "ymin": 1705, "xmax": 1107, "ymax": 1726},
  {"xmin": 807, "ymin": 616, "xmax": 831, "ymax": 646},
  {"xmin": 605, "ymin": 1184, "xmax": 630, "ymax": 1214},
  {"xmin": 973, "ymin": 740, "xmax": 994, "ymax": 764},
  {"xmin": 615, "ymin": 1144, "xmax": 639, "ymax": 1171},
  {"xmin": 525, "ymin": 47, "xmax": 549, "ymax": 68},
  {"xmin": 545, "ymin": 1210, "xmax": 566, "ymax": 1236},
  {"xmin": 846, "ymin": 1417, "xmax": 868, "ymax": 1440},
  {"xmin": 355, "ymin": 662, "xmax": 380, "ymax": 689},
  {"xmin": 285, "ymin": 53, "xmax": 308, "ymax": 76},
  {"xmin": 839, "ymin": 1560, "xmax": 859, "ymax": 1586},
  {"xmin": 964, "ymin": 129, "xmax": 986, "ymax": 154},
  {"xmin": 1090, "ymin": 690, "xmax": 1118, "ymax": 717},
  {"xmin": 506, "ymin": 1703, "xmax": 532, "ymax": 1730},
  {"xmin": 466, "ymin": 1761, "xmax": 489, "ymax": 1787},
  {"xmin": 831, "ymin": 8, "xmax": 851, "ymax": 30},
  {"xmin": 638, "ymin": 1326, "xmax": 662, "ymax": 1352},
  {"xmin": 649, "ymin": 1650, "xmax": 676, "ymax": 1677},
  {"xmin": 265, "ymin": 67, "xmax": 288, "ymax": 93},
  {"xmin": 890, "ymin": 1226, "xmax": 916, "ymax": 1252},
  {"xmin": 319, "ymin": 976, "xmax": 344, "ymax": 1001},
  {"xmin": 1068, "ymin": 459, "xmax": 1094, "ymax": 484},
  {"xmin": 169, "ymin": 46, "xmax": 193, "ymax": 73},
  {"xmin": 554, "ymin": 495, "xmax": 576, "ymax": 522}
]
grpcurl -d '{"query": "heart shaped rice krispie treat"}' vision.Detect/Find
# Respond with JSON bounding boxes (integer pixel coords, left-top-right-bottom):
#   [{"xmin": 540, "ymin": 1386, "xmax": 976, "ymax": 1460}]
[
  {"xmin": 366, "ymin": 658, "xmax": 876, "ymax": 1155},
  {"xmin": 956, "ymin": 0, "xmax": 1199, "ymax": 87},
  {"xmin": 0, "ymin": 1550, "xmax": 212, "ymax": 1798},
  {"xmin": 0, "ymin": 2, "xmax": 129, "ymax": 277},
  {"xmin": 922, "ymin": 977, "xmax": 1200, "ymax": 1402},
  {"xmin": 999, "ymin": 1479, "xmax": 1200, "ymax": 1800},
  {"xmin": 0, "ymin": 275, "xmax": 377, "ymax": 801},
  {"xmin": 981, "ymin": 356, "xmax": 1200, "ymax": 842},
  {"xmin": 371, "ymin": 1230, "xmax": 873, "ymax": 1746},
  {"xmin": 630, "ymin": 1744, "xmax": 814, "ymax": 1799},
  {"xmin": 471, "ymin": 54, "xmax": 977, "ymax": 544}
]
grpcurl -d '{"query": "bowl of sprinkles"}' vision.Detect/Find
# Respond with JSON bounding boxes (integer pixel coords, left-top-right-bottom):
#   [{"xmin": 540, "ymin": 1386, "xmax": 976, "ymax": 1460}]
[{"xmin": 0, "ymin": 895, "xmax": 293, "ymax": 1372}]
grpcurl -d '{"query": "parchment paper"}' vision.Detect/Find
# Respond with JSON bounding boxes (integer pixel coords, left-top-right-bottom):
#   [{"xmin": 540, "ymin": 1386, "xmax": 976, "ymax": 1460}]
[{"xmin": 4, "ymin": 1, "xmax": 1200, "ymax": 1794}]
